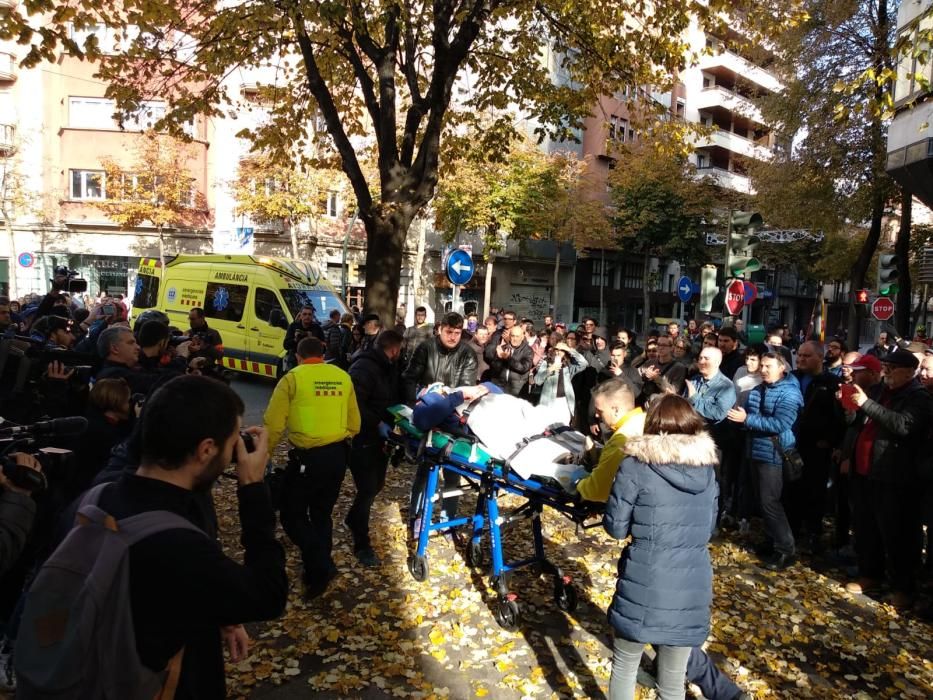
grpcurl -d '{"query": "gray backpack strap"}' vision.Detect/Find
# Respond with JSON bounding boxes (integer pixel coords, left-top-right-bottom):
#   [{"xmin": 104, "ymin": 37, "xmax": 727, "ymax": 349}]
[{"xmin": 76, "ymin": 503, "xmax": 205, "ymax": 542}]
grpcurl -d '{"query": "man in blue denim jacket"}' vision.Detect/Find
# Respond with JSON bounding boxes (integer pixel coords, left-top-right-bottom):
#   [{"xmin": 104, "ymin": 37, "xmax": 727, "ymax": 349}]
[{"xmin": 728, "ymin": 352, "xmax": 803, "ymax": 570}]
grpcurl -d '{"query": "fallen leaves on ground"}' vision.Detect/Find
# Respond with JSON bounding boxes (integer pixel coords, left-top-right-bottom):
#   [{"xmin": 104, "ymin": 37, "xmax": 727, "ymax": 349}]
[{"xmin": 215, "ymin": 451, "xmax": 933, "ymax": 699}]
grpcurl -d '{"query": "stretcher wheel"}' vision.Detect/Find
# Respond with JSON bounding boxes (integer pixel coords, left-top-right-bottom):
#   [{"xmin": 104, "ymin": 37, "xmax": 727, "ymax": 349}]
[
  {"xmin": 465, "ymin": 540, "xmax": 484, "ymax": 568},
  {"xmin": 408, "ymin": 554, "xmax": 429, "ymax": 582},
  {"xmin": 554, "ymin": 582, "xmax": 578, "ymax": 612},
  {"xmin": 494, "ymin": 599, "xmax": 521, "ymax": 630}
]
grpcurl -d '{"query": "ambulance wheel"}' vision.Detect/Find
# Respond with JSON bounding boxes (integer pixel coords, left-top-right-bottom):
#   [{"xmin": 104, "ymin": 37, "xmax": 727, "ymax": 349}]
[
  {"xmin": 408, "ymin": 554, "xmax": 429, "ymax": 582},
  {"xmin": 466, "ymin": 540, "xmax": 483, "ymax": 568},
  {"xmin": 554, "ymin": 582, "xmax": 578, "ymax": 612},
  {"xmin": 494, "ymin": 599, "xmax": 521, "ymax": 630}
]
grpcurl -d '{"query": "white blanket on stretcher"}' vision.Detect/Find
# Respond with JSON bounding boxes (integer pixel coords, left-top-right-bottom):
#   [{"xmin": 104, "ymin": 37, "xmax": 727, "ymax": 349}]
[{"xmin": 455, "ymin": 394, "xmax": 583, "ymax": 487}]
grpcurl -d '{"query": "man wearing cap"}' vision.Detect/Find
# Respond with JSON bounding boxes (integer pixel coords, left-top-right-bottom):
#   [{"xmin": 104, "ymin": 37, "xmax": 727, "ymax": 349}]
[{"xmin": 844, "ymin": 349, "xmax": 933, "ymax": 609}]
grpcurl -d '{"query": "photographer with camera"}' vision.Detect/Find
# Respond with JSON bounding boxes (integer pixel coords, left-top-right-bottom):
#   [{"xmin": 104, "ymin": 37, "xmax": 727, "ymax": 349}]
[
  {"xmin": 0, "ymin": 453, "xmax": 42, "ymax": 577},
  {"xmin": 16, "ymin": 375, "xmax": 287, "ymax": 697},
  {"xmin": 486, "ymin": 324, "xmax": 533, "ymax": 397},
  {"xmin": 282, "ymin": 305, "xmax": 324, "ymax": 371},
  {"xmin": 137, "ymin": 320, "xmax": 186, "ymax": 379},
  {"xmin": 187, "ymin": 308, "xmax": 223, "ymax": 363}
]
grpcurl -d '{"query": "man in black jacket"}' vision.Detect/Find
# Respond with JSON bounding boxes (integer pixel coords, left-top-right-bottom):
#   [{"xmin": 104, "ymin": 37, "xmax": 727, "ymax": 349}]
[
  {"xmin": 787, "ymin": 341, "xmax": 846, "ymax": 553},
  {"xmin": 845, "ymin": 349, "xmax": 933, "ymax": 609},
  {"xmin": 484, "ymin": 324, "xmax": 533, "ymax": 396},
  {"xmin": 90, "ymin": 375, "xmax": 287, "ymax": 697},
  {"xmin": 403, "ymin": 312, "xmax": 477, "ymax": 403},
  {"xmin": 283, "ymin": 305, "xmax": 325, "ymax": 370},
  {"xmin": 347, "ymin": 330, "xmax": 402, "ymax": 566}
]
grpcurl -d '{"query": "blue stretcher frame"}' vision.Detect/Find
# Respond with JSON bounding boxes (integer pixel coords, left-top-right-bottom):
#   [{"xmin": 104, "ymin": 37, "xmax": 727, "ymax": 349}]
[{"xmin": 387, "ymin": 417, "xmax": 602, "ymax": 629}]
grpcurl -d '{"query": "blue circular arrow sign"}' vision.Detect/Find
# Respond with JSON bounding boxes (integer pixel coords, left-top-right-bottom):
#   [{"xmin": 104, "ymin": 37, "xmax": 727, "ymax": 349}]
[
  {"xmin": 446, "ymin": 249, "xmax": 475, "ymax": 286},
  {"xmin": 677, "ymin": 275, "xmax": 694, "ymax": 303}
]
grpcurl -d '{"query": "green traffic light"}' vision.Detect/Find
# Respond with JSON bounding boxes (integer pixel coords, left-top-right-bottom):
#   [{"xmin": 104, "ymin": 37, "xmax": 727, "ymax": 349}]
[{"xmin": 880, "ymin": 283, "xmax": 899, "ymax": 296}]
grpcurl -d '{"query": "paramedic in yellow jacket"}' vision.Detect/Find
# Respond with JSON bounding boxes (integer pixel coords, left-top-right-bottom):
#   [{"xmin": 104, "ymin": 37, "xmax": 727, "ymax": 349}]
[
  {"xmin": 264, "ymin": 336, "xmax": 360, "ymax": 598},
  {"xmin": 576, "ymin": 378, "xmax": 645, "ymax": 503}
]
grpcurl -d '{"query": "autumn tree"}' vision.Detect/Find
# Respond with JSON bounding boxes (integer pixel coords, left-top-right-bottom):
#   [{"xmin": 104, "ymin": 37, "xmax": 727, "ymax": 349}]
[
  {"xmin": 0, "ymin": 0, "xmax": 743, "ymax": 323},
  {"xmin": 435, "ymin": 139, "xmax": 611, "ymax": 317},
  {"xmin": 0, "ymin": 131, "xmax": 39, "ymax": 300},
  {"xmin": 608, "ymin": 144, "xmax": 717, "ymax": 335},
  {"xmin": 96, "ymin": 132, "xmax": 208, "ymax": 268},
  {"xmin": 232, "ymin": 156, "xmax": 345, "ymax": 259},
  {"xmin": 750, "ymin": 0, "xmax": 898, "ymax": 341}
]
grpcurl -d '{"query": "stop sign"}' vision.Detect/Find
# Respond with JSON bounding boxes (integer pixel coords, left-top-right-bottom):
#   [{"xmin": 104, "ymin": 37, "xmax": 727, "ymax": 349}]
[
  {"xmin": 871, "ymin": 297, "xmax": 895, "ymax": 321},
  {"xmin": 725, "ymin": 279, "xmax": 745, "ymax": 315}
]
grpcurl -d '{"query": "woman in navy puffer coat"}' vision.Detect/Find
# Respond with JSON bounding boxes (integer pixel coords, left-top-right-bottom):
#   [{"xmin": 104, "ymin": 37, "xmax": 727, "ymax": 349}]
[{"xmin": 604, "ymin": 394, "xmax": 719, "ymax": 700}]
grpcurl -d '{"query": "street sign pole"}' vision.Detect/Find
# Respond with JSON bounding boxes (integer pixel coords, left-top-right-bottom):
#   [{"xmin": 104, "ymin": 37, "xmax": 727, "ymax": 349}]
[{"xmin": 723, "ymin": 209, "xmax": 734, "ymax": 316}]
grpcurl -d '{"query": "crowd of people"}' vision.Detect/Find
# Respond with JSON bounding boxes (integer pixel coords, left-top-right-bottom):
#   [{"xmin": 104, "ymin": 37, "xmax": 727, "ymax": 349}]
[{"xmin": 1, "ymin": 277, "xmax": 932, "ymax": 698}]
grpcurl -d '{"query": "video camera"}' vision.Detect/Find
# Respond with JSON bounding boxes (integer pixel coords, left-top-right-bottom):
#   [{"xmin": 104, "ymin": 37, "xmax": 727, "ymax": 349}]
[
  {"xmin": 0, "ymin": 417, "xmax": 88, "ymax": 493},
  {"xmin": 50, "ymin": 266, "xmax": 88, "ymax": 294}
]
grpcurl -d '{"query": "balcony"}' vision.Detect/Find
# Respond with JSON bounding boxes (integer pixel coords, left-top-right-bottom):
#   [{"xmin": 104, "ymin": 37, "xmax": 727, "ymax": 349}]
[
  {"xmin": 0, "ymin": 124, "xmax": 14, "ymax": 153},
  {"xmin": 695, "ymin": 166, "xmax": 755, "ymax": 195},
  {"xmin": 694, "ymin": 86, "xmax": 765, "ymax": 126},
  {"xmin": 701, "ymin": 128, "xmax": 772, "ymax": 162},
  {"xmin": 698, "ymin": 50, "xmax": 783, "ymax": 95},
  {"xmin": 0, "ymin": 52, "xmax": 15, "ymax": 82}
]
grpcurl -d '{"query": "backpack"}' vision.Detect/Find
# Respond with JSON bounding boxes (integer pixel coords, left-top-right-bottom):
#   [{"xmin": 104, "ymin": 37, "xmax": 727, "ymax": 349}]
[{"xmin": 15, "ymin": 483, "xmax": 206, "ymax": 699}]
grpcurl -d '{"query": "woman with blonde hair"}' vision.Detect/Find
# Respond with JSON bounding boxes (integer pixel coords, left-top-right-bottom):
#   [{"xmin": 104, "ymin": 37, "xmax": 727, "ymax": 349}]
[{"xmin": 604, "ymin": 394, "xmax": 719, "ymax": 699}]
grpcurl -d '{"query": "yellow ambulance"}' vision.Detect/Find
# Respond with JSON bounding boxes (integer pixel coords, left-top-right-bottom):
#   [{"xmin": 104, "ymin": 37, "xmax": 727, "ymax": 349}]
[{"xmin": 132, "ymin": 254, "xmax": 348, "ymax": 377}]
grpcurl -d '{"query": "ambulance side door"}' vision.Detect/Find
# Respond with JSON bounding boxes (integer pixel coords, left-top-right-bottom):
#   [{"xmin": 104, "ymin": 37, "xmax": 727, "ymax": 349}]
[{"xmin": 250, "ymin": 286, "xmax": 289, "ymax": 375}]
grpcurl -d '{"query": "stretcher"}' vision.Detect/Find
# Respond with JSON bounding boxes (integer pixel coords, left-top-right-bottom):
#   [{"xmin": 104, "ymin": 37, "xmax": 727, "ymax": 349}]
[{"xmin": 387, "ymin": 405, "xmax": 603, "ymax": 629}]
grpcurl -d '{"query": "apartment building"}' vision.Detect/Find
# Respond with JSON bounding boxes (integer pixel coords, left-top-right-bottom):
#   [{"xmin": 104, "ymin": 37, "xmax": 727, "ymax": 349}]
[{"xmin": 572, "ymin": 17, "xmax": 792, "ymax": 331}]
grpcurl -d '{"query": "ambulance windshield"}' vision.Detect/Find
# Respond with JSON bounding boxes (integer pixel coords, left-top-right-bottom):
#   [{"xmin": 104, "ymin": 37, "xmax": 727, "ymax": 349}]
[{"xmin": 280, "ymin": 289, "xmax": 346, "ymax": 319}]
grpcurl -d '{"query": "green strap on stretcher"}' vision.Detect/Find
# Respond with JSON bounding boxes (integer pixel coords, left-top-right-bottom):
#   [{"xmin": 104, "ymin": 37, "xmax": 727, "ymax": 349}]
[{"xmin": 388, "ymin": 404, "xmax": 494, "ymax": 466}]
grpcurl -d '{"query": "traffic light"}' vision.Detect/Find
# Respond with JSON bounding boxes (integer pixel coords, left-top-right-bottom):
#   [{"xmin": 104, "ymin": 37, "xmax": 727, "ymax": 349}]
[
  {"xmin": 727, "ymin": 211, "xmax": 762, "ymax": 279},
  {"xmin": 855, "ymin": 288, "xmax": 869, "ymax": 304},
  {"xmin": 878, "ymin": 253, "xmax": 899, "ymax": 296}
]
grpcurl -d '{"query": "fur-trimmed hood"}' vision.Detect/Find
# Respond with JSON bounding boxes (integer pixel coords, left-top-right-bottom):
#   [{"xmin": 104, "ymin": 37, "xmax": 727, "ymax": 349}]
[{"xmin": 624, "ymin": 432, "xmax": 719, "ymax": 467}]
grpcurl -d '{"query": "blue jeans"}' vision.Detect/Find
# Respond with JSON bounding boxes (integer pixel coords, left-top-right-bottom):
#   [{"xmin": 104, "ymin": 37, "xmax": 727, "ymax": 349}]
[
  {"xmin": 753, "ymin": 461, "xmax": 795, "ymax": 555},
  {"xmin": 610, "ymin": 637, "xmax": 691, "ymax": 700}
]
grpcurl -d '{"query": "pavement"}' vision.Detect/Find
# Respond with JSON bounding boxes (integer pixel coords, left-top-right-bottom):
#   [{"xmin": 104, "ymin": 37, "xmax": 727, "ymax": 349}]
[{"xmin": 230, "ymin": 373, "xmax": 276, "ymax": 428}]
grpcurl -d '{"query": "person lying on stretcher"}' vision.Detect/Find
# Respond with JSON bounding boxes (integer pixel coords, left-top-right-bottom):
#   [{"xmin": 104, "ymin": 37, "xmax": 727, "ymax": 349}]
[
  {"xmin": 412, "ymin": 382, "xmax": 596, "ymax": 492},
  {"xmin": 413, "ymin": 381, "xmax": 563, "ymax": 462}
]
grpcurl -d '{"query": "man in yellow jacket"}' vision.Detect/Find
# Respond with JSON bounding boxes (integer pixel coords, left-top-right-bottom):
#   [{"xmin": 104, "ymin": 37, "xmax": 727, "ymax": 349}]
[
  {"xmin": 576, "ymin": 378, "xmax": 645, "ymax": 503},
  {"xmin": 264, "ymin": 337, "xmax": 360, "ymax": 598}
]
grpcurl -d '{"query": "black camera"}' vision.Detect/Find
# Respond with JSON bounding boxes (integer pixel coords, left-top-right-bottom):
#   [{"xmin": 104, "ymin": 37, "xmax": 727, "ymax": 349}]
[
  {"xmin": 1, "ymin": 455, "xmax": 48, "ymax": 492},
  {"xmin": 50, "ymin": 266, "xmax": 88, "ymax": 294},
  {"xmin": 231, "ymin": 431, "xmax": 255, "ymax": 464}
]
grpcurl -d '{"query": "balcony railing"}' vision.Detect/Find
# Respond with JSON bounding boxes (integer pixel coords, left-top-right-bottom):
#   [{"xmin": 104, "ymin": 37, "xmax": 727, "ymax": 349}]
[
  {"xmin": 695, "ymin": 85, "xmax": 765, "ymax": 125},
  {"xmin": 698, "ymin": 49, "xmax": 783, "ymax": 94},
  {"xmin": 695, "ymin": 165, "xmax": 755, "ymax": 194},
  {"xmin": 0, "ymin": 52, "xmax": 15, "ymax": 82},
  {"xmin": 705, "ymin": 128, "xmax": 772, "ymax": 161}
]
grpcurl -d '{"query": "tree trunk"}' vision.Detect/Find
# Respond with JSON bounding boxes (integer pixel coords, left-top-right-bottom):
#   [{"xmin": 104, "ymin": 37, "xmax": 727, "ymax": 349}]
[
  {"xmin": 289, "ymin": 219, "xmax": 299, "ymax": 259},
  {"xmin": 599, "ymin": 249, "xmax": 605, "ymax": 327},
  {"xmin": 4, "ymin": 217, "xmax": 16, "ymax": 301},
  {"xmin": 413, "ymin": 217, "xmax": 427, "ymax": 318},
  {"xmin": 846, "ymin": 191, "xmax": 884, "ymax": 343},
  {"xmin": 158, "ymin": 226, "xmax": 166, "ymax": 272},
  {"xmin": 642, "ymin": 254, "xmax": 651, "ymax": 338},
  {"xmin": 362, "ymin": 213, "xmax": 411, "ymax": 327},
  {"xmin": 552, "ymin": 246, "xmax": 561, "ymax": 322},
  {"xmin": 894, "ymin": 189, "xmax": 912, "ymax": 337},
  {"xmin": 483, "ymin": 256, "xmax": 494, "ymax": 321}
]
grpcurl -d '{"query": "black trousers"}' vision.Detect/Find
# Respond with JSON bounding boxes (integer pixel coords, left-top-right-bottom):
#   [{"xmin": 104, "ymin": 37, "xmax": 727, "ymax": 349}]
[
  {"xmin": 852, "ymin": 473, "xmax": 922, "ymax": 593},
  {"xmin": 347, "ymin": 443, "xmax": 390, "ymax": 551},
  {"xmin": 785, "ymin": 444, "xmax": 832, "ymax": 538},
  {"xmin": 279, "ymin": 442, "xmax": 348, "ymax": 584}
]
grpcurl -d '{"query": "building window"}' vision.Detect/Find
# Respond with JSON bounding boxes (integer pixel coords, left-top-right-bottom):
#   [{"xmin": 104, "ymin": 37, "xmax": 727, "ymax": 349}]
[
  {"xmin": 697, "ymin": 154, "xmax": 708, "ymax": 169},
  {"xmin": 324, "ymin": 191, "xmax": 338, "ymax": 218},
  {"xmin": 591, "ymin": 259, "xmax": 609, "ymax": 287},
  {"xmin": 609, "ymin": 115, "xmax": 628, "ymax": 142},
  {"xmin": 69, "ymin": 97, "xmax": 115, "ymax": 129},
  {"xmin": 121, "ymin": 101, "xmax": 167, "ymax": 131},
  {"xmin": 623, "ymin": 262, "xmax": 641, "ymax": 289},
  {"xmin": 702, "ymin": 76, "xmax": 711, "ymax": 89},
  {"xmin": 70, "ymin": 169, "xmax": 105, "ymax": 199},
  {"xmin": 894, "ymin": 13, "xmax": 933, "ymax": 106},
  {"xmin": 675, "ymin": 99, "xmax": 686, "ymax": 120}
]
